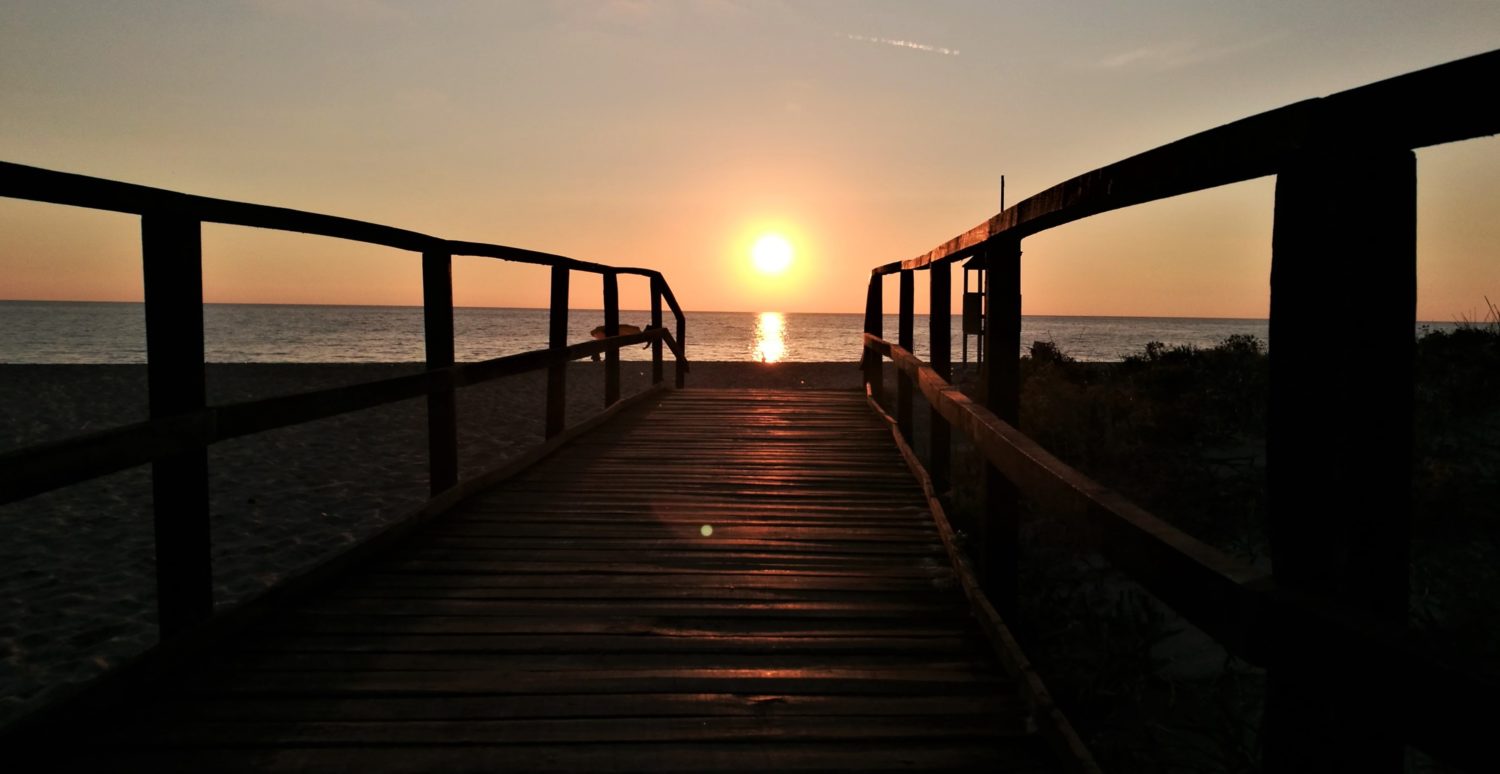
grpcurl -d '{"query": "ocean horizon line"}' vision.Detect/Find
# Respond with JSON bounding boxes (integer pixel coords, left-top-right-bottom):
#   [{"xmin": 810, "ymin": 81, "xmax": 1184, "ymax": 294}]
[{"xmin": 0, "ymin": 298, "xmax": 1283, "ymax": 323}]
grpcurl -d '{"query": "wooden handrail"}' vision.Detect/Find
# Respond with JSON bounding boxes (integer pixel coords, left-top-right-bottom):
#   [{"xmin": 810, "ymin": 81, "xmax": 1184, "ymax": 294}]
[
  {"xmin": 1, "ymin": 162, "xmax": 690, "ymax": 641},
  {"xmin": 862, "ymin": 334, "xmax": 1496, "ymax": 768},
  {"xmin": 0, "ymin": 329, "xmax": 675, "ymax": 505},
  {"xmin": 0, "ymin": 161, "xmax": 681, "ymax": 281},
  {"xmin": 866, "ymin": 334, "xmax": 1273, "ymax": 658},
  {"xmin": 870, "ymin": 48, "xmax": 1500, "ymax": 276},
  {"xmin": 859, "ymin": 49, "xmax": 1500, "ymax": 770}
]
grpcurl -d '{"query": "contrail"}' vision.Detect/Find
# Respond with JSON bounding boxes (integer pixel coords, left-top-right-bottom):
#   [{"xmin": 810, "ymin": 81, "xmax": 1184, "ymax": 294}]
[{"xmin": 839, "ymin": 33, "xmax": 960, "ymax": 57}]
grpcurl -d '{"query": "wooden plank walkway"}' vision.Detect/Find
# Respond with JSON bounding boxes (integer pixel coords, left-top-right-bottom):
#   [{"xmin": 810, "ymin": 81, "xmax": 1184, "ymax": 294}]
[{"xmin": 54, "ymin": 389, "xmax": 1065, "ymax": 772}]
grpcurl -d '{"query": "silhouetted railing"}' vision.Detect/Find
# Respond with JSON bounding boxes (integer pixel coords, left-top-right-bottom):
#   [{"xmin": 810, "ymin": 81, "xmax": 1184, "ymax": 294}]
[
  {"xmin": 861, "ymin": 49, "xmax": 1499, "ymax": 772},
  {"xmin": 0, "ymin": 162, "xmax": 689, "ymax": 637}
]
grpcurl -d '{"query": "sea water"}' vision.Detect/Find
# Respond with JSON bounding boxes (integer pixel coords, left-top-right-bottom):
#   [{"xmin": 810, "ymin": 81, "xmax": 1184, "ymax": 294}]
[{"xmin": 0, "ymin": 300, "xmax": 1462, "ymax": 364}]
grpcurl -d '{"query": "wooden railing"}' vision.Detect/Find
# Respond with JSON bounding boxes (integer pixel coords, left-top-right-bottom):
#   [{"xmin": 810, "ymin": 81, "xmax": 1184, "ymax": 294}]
[
  {"xmin": 0, "ymin": 161, "xmax": 689, "ymax": 637},
  {"xmin": 861, "ymin": 49, "xmax": 1499, "ymax": 772}
]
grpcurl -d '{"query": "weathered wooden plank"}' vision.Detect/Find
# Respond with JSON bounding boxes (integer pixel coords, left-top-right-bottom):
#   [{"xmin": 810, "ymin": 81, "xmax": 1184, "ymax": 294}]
[
  {"xmin": 370, "ymin": 560, "xmax": 955, "ymax": 578},
  {"xmin": 422, "ymin": 523, "xmax": 938, "ymax": 541},
  {"xmin": 258, "ymin": 613, "xmax": 972, "ymax": 637},
  {"xmin": 67, "ymin": 742, "xmax": 1048, "ymax": 774},
  {"xmin": 217, "ymin": 651, "xmax": 992, "ymax": 674},
  {"xmin": 142, "ymin": 692, "xmax": 1017, "ymax": 722},
  {"xmin": 97, "ymin": 714, "xmax": 1025, "ymax": 748},
  {"xmin": 234, "ymin": 633, "xmax": 980, "ymax": 656},
  {"xmin": 288, "ymin": 598, "xmax": 970, "ymax": 620},
  {"xmin": 342, "ymin": 569, "xmax": 946, "ymax": 590},
  {"xmin": 180, "ymin": 667, "xmax": 1008, "ymax": 698},
  {"xmin": 413, "ymin": 536, "xmax": 941, "ymax": 554}
]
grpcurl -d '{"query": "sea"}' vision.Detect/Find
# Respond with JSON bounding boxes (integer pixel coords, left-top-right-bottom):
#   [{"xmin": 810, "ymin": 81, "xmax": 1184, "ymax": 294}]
[{"xmin": 0, "ymin": 301, "xmax": 1465, "ymax": 364}]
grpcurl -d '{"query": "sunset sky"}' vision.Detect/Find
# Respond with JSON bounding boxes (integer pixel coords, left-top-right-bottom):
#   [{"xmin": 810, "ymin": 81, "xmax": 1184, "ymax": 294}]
[{"xmin": 2, "ymin": 1, "xmax": 1497, "ymax": 320}]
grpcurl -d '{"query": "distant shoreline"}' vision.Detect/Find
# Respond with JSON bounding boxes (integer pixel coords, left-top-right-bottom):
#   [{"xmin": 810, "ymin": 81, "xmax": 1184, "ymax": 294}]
[{"xmin": 0, "ymin": 299, "xmax": 1281, "ymax": 322}]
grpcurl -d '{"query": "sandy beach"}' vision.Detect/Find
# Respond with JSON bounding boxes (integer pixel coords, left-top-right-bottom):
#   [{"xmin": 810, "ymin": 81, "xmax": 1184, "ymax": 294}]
[{"xmin": 0, "ymin": 360, "xmax": 867, "ymax": 727}]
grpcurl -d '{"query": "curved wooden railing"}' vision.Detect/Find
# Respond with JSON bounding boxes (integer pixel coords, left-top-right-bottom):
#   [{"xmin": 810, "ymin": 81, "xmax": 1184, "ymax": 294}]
[
  {"xmin": 861, "ymin": 49, "xmax": 1499, "ymax": 772},
  {"xmin": 0, "ymin": 161, "xmax": 689, "ymax": 639}
]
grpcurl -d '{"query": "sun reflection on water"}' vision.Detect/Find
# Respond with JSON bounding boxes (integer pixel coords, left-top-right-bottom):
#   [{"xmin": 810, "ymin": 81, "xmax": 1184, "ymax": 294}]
[{"xmin": 753, "ymin": 312, "xmax": 786, "ymax": 363}]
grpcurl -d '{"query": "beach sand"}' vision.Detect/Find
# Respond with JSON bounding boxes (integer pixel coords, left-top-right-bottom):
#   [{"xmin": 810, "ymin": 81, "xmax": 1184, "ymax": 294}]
[{"xmin": 0, "ymin": 361, "xmax": 866, "ymax": 727}]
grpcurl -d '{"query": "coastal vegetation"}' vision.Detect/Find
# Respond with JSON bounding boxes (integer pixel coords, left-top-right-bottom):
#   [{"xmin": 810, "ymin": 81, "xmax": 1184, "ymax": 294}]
[{"xmin": 939, "ymin": 313, "xmax": 1499, "ymax": 772}]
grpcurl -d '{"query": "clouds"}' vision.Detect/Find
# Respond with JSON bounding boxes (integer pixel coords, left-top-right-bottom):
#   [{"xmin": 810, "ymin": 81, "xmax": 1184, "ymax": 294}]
[
  {"xmin": 1098, "ymin": 33, "xmax": 1285, "ymax": 72},
  {"xmin": 838, "ymin": 33, "xmax": 960, "ymax": 57}
]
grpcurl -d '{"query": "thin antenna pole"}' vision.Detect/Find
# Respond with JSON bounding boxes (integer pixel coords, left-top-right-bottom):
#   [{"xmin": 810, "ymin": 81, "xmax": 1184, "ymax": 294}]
[{"xmin": 1000, "ymin": 175, "xmax": 1006, "ymax": 211}]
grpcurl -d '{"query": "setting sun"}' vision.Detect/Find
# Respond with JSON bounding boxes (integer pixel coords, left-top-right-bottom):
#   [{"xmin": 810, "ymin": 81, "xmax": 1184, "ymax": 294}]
[{"xmin": 751, "ymin": 234, "xmax": 793, "ymax": 275}]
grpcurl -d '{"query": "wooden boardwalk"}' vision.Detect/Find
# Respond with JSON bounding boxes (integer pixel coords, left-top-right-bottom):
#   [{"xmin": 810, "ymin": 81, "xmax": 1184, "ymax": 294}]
[{"xmin": 55, "ymin": 389, "xmax": 1066, "ymax": 772}]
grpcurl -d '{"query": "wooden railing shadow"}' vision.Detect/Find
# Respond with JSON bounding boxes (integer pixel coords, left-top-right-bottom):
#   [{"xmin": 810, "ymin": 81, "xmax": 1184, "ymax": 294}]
[
  {"xmin": 0, "ymin": 164, "xmax": 689, "ymax": 729},
  {"xmin": 860, "ymin": 49, "xmax": 1499, "ymax": 772}
]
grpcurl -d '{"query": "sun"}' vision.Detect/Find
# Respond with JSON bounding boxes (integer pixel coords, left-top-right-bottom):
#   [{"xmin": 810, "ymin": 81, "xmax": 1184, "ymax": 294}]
[{"xmin": 751, "ymin": 234, "xmax": 793, "ymax": 275}]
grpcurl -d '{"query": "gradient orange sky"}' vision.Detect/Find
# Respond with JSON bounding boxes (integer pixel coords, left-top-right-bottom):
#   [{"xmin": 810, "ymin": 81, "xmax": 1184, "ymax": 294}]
[{"xmin": 2, "ymin": 2, "xmax": 1497, "ymax": 320}]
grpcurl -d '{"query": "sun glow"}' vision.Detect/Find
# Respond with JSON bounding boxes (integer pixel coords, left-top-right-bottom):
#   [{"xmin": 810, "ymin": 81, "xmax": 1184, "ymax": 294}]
[{"xmin": 751, "ymin": 234, "xmax": 793, "ymax": 275}]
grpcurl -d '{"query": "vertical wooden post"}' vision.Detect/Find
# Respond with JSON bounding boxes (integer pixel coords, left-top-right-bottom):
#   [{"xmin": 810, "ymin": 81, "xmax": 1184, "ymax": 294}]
[
  {"xmin": 1263, "ymin": 148, "xmax": 1414, "ymax": 773},
  {"xmin": 862, "ymin": 274, "xmax": 884, "ymax": 405},
  {"xmin": 546, "ymin": 264, "xmax": 569, "ymax": 438},
  {"xmin": 603, "ymin": 271, "xmax": 620, "ymax": 407},
  {"xmin": 142, "ymin": 214, "xmax": 212, "ymax": 638},
  {"xmin": 674, "ymin": 296, "xmax": 686, "ymax": 389},
  {"xmin": 897, "ymin": 269, "xmax": 915, "ymax": 441},
  {"xmin": 982, "ymin": 238, "xmax": 1022, "ymax": 619},
  {"xmin": 929, "ymin": 262, "xmax": 952, "ymax": 496},
  {"xmin": 962, "ymin": 268, "xmax": 969, "ymax": 365},
  {"xmin": 422, "ymin": 249, "xmax": 458, "ymax": 495},
  {"xmin": 650, "ymin": 275, "xmax": 664, "ymax": 385}
]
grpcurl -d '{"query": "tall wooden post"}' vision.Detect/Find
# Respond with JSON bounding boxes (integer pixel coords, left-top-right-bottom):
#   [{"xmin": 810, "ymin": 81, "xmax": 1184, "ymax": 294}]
[
  {"xmin": 673, "ymin": 292, "xmax": 686, "ymax": 389},
  {"xmin": 929, "ymin": 261, "xmax": 952, "ymax": 495},
  {"xmin": 142, "ymin": 214, "xmax": 212, "ymax": 638},
  {"xmin": 897, "ymin": 269, "xmax": 915, "ymax": 441},
  {"xmin": 546, "ymin": 264, "xmax": 569, "ymax": 438},
  {"xmin": 650, "ymin": 275, "xmax": 664, "ymax": 385},
  {"xmin": 863, "ymin": 274, "xmax": 884, "ymax": 405},
  {"xmin": 1263, "ymin": 148, "xmax": 1414, "ymax": 773},
  {"xmin": 422, "ymin": 249, "xmax": 458, "ymax": 495},
  {"xmin": 982, "ymin": 239, "xmax": 1022, "ymax": 619},
  {"xmin": 603, "ymin": 271, "xmax": 620, "ymax": 407}
]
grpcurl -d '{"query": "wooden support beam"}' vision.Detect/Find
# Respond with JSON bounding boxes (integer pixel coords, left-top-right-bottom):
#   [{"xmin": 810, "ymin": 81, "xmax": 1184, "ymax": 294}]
[
  {"xmin": 546, "ymin": 265, "xmax": 569, "ymax": 438},
  {"xmin": 929, "ymin": 262, "xmax": 952, "ymax": 496},
  {"xmin": 863, "ymin": 275, "xmax": 884, "ymax": 407},
  {"xmin": 654, "ymin": 279, "xmax": 687, "ymax": 389},
  {"xmin": 1263, "ymin": 148, "xmax": 1415, "ymax": 773},
  {"xmin": 897, "ymin": 269, "xmax": 915, "ymax": 442},
  {"xmin": 141, "ymin": 214, "xmax": 212, "ymax": 638},
  {"xmin": 650, "ymin": 276, "xmax": 664, "ymax": 385},
  {"xmin": 422, "ymin": 250, "xmax": 458, "ymax": 495},
  {"xmin": 981, "ymin": 239, "xmax": 1022, "ymax": 619},
  {"xmin": 603, "ymin": 271, "xmax": 620, "ymax": 407}
]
